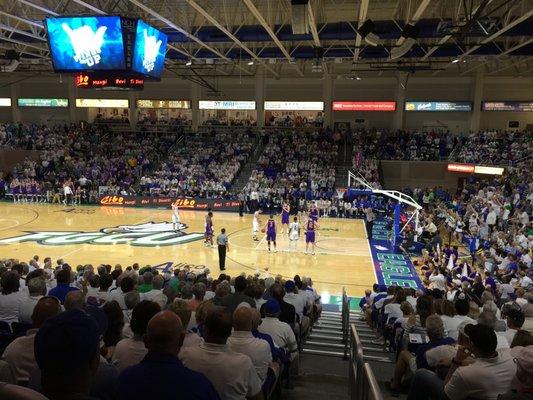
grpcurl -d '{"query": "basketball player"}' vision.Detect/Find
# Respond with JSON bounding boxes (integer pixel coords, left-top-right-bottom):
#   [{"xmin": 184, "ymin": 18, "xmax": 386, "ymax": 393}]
[
  {"xmin": 252, "ymin": 210, "xmax": 260, "ymax": 241},
  {"xmin": 305, "ymin": 217, "xmax": 319, "ymax": 255},
  {"xmin": 309, "ymin": 202, "xmax": 319, "ymax": 222},
  {"xmin": 281, "ymin": 202, "xmax": 290, "ymax": 234},
  {"xmin": 171, "ymin": 203, "xmax": 180, "ymax": 232},
  {"xmin": 265, "ymin": 215, "xmax": 277, "ymax": 252},
  {"xmin": 289, "ymin": 216, "xmax": 300, "ymax": 251},
  {"xmin": 204, "ymin": 211, "xmax": 214, "ymax": 247}
]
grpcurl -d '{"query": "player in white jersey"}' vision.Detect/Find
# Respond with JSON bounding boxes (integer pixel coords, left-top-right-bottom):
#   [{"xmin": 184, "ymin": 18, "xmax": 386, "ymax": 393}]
[
  {"xmin": 171, "ymin": 203, "xmax": 180, "ymax": 232},
  {"xmin": 288, "ymin": 216, "xmax": 300, "ymax": 251},
  {"xmin": 252, "ymin": 211, "xmax": 260, "ymax": 241}
]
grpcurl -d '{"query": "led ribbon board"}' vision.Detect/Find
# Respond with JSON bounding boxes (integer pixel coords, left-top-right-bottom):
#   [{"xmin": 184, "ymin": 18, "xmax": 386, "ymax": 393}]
[
  {"xmin": 199, "ymin": 101, "xmax": 256, "ymax": 110},
  {"xmin": 332, "ymin": 101, "xmax": 396, "ymax": 111},
  {"xmin": 405, "ymin": 102, "xmax": 472, "ymax": 112},
  {"xmin": 45, "ymin": 16, "xmax": 126, "ymax": 71},
  {"xmin": 482, "ymin": 102, "xmax": 533, "ymax": 112},
  {"xmin": 18, "ymin": 98, "xmax": 68, "ymax": 107},
  {"xmin": 264, "ymin": 101, "xmax": 324, "ymax": 111},
  {"xmin": 137, "ymin": 100, "xmax": 191, "ymax": 109},
  {"xmin": 75, "ymin": 98, "xmax": 129, "ymax": 108}
]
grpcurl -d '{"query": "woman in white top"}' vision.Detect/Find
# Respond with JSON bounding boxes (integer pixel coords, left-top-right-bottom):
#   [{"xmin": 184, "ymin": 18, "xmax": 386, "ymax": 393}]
[{"xmin": 0, "ymin": 271, "xmax": 26, "ymax": 325}]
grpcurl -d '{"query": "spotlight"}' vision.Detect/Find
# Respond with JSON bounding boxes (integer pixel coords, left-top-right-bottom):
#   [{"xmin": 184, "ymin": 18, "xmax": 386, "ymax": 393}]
[
  {"xmin": 452, "ymin": 59, "xmax": 460, "ymax": 63},
  {"xmin": 248, "ymin": 60, "xmax": 254, "ymax": 66},
  {"xmin": 186, "ymin": 60, "xmax": 192, "ymax": 66}
]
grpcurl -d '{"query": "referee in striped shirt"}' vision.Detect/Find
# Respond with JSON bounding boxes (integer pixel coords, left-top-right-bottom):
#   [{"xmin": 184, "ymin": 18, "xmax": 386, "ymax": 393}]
[{"xmin": 216, "ymin": 228, "xmax": 229, "ymax": 271}]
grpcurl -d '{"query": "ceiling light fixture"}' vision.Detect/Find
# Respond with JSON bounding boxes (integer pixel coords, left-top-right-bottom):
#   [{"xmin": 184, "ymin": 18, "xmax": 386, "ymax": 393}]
[
  {"xmin": 185, "ymin": 60, "xmax": 192, "ymax": 66},
  {"xmin": 452, "ymin": 58, "xmax": 460, "ymax": 63},
  {"xmin": 248, "ymin": 60, "xmax": 254, "ymax": 66}
]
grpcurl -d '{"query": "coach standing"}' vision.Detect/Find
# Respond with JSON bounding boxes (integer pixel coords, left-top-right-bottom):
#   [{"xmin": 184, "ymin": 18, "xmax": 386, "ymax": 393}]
[{"xmin": 217, "ymin": 228, "xmax": 229, "ymax": 271}]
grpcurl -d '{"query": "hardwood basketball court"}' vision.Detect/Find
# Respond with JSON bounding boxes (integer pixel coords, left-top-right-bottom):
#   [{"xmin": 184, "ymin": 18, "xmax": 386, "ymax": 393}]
[{"xmin": 0, "ymin": 203, "xmax": 376, "ymax": 298}]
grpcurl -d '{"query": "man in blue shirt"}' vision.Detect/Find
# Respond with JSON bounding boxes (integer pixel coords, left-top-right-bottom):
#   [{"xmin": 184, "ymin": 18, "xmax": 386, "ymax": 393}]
[
  {"xmin": 117, "ymin": 311, "xmax": 220, "ymax": 400},
  {"xmin": 48, "ymin": 268, "xmax": 80, "ymax": 304}
]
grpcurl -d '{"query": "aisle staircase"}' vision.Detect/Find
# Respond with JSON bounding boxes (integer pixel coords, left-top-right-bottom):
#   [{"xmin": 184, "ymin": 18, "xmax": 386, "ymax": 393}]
[
  {"xmin": 334, "ymin": 140, "xmax": 354, "ymax": 187},
  {"xmin": 230, "ymin": 135, "xmax": 267, "ymax": 193},
  {"xmin": 303, "ymin": 310, "xmax": 393, "ymax": 363}
]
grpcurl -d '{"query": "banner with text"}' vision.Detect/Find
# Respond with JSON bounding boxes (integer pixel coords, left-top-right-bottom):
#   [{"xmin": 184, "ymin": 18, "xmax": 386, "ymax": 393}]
[
  {"xmin": 369, "ymin": 219, "xmax": 423, "ymax": 289},
  {"xmin": 99, "ymin": 195, "xmax": 240, "ymax": 211}
]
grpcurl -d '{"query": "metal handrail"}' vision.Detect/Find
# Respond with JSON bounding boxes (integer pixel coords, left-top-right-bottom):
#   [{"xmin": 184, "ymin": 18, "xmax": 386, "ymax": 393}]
[
  {"xmin": 349, "ymin": 324, "xmax": 364, "ymax": 400},
  {"xmin": 363, "ymin": 363, "xmax": 384, "ymax": 400}
]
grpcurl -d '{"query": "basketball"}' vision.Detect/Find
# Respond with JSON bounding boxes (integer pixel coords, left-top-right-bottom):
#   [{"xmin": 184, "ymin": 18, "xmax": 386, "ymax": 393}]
[{"xmin": 261, "ymin": 228, "xmax": 266, "ymax": 233}]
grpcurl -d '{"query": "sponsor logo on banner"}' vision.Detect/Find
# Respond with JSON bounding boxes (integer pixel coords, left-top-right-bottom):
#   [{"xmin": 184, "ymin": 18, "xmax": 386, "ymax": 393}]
[
  {"xmin": 369, "ymin": 219, "xmax": 423, "ymax": 289},
  {"xmin": 98, "ymin": 195, "xmax": 240, "ymax": 211},
  {"xmin": 0, "ymin": 222, "xmax": 203, "ymax": 247}
]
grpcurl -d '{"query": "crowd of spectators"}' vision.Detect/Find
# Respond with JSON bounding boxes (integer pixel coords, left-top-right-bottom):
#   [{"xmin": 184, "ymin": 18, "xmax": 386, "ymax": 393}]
[
  {"xmin": 141, "ymin": 131, "xmax": 255, "ymax": 198},
  {"xmin": 265, "ymin": 113, "xmax": 324, "ymax": 128},
  {"xmin": 0, "ymin": 257, "xmax": 322, "ymax": 399},
  {"xmin": 243, "ymin": 130, "xmax": 339, "ymax": 203}
]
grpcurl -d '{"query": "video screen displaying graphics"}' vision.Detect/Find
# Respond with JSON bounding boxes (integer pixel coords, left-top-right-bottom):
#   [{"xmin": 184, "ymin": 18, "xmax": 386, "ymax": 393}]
[
  {"xmin": 45, "ymin": 16, "xmax": 126, "ymax": 71},
  {"xmin": 404, "ymin": 102, "xmax": 472, "ymax": 112},
  {"xmin": 131, "ymin": 19, "xmax": 168, "ymax": 79}
]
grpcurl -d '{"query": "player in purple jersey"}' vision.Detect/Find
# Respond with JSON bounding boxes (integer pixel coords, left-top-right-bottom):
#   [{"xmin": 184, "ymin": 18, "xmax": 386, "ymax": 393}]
[
  {"xmin": 265, "ymin": 215, "xmax": 277, "ymax": 252},
  {"xmin": 10, "ymin": 178, "xmax": 20, "ymax": 203},
  {"xmin": 204, "ymin": 211, "xmax": 214, "ymax": 247},
  {"xmin": 305, "ymin": 218, "xmax": 320, "ymax": 255},
  {"xmin": 281, "ymin": 202, "xmax": 290, "ymax": 234},
  {"xmin": 309, "ymin": 203, "xmax": 319, "ymax": 222}
]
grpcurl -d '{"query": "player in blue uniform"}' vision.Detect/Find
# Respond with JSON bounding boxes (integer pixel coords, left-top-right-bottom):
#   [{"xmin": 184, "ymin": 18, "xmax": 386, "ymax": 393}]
[
  {"xmin": 265, "ymin": 215, "xmax": 277, "ymax": 253},
  {"xmin": 281, "ymin": 202, "xmax": 290, "ymax": 234},
  {"xmin": 305, "ymin": 218, "xmax": 319, "ymax": 255}
]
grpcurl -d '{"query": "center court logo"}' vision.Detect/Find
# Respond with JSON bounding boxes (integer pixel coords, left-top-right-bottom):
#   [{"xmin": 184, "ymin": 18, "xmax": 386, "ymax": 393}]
[
  {"xmin": 142, "ymin": 29, "xmax": 162, "ymax": 72},
  {"xmin": 0, "ymin": 222, "xmax": 204, "ymax": 247},
  {"xmin": 62, "ymin": 23, "xmax": 107, "ymax": 67}
]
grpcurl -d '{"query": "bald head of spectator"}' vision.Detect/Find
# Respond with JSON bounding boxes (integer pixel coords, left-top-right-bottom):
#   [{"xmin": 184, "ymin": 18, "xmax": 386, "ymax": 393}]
[
  {"xmin": 64, "ymin": 290, "xmax": 85, "ymax": 311},
  {"xmin": 144, "ymin": 311, "xmax": 184, "ymax": 356},
  {"xmin": 233, "ymin": 306, "xmax": 253, "ymax": 332}
]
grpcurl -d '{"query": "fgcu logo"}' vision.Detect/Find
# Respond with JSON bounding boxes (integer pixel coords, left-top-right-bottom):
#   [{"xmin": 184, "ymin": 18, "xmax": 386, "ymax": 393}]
[
  {"xmin": 62, "ymin": 23, "xmax": 106, "ymax": 67},
  {"xmin": 142, "ymin": 29, "xmax": 162, "ymax": 72},
  {"xmin": 0, "ymin": 222, "xmax": 203, "ymax": 247}
]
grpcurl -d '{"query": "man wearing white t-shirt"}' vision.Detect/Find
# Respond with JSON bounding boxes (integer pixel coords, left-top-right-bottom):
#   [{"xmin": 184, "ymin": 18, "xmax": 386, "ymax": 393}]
[{"xmin": 429, "ymin": 268, "xmax": 447, "ymax": 291}]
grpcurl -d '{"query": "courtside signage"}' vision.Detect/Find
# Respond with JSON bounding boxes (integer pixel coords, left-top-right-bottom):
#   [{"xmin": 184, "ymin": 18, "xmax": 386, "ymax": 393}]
[
  {"xmin": 264, "ymin": 101, "xmax": 324, "ymax": 111},
  {"xmin": 447, "ymin": 164, "xmax": 475, "ymax": 173},
  {"xmin": 0, "ymin": 98, "xmax": 11, "ymax": 107},
  {"xmin": 448, "ymin": 164, "xmax": 504, "ymax": 175},
  {"xmin": 332, "ymin": 101, "xmax": 396, "ymax": 111},
  {"xmin": 199, "ymin": 100, "xmax": 255, "ymax": 110},
  {"xmin": 473, "ymin": 166, "xmax": 504, "ymax": 175}
]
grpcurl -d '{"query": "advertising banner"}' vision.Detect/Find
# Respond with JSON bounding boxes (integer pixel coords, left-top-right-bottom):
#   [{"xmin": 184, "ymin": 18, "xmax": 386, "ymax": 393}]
[
  {"xmin": 136, "ymin": 100, "xmax": 191, "ymax": 109},
  {"xmin": 264, "ymin": 101, "xmax": 324, "ymax": 111},
  {"xmin": 0, "ymin": 98, "xmax": 12, "ymax": 107},
  {"xmin": 332, "ymin": 101, "xmax": 396, "ymax": 111},
  {"xmin": 18, "ymin": 98, "xmax": 69, "ymax": 107},
  {"xmin": 199, "ymin": 101, "xmax": 256, "ymax": 110},
  {"xmin": 76, "ymin": 98, "xmax": 129, "ymax": 108},
  {"xmin": 481, "ymin": 102, "xmax": 533, "ymax": 112},
  {"xmin": 99, "ymin": 195, "xmax": 241, "ymax": 211},
  {"xmin": 405, "ymin": 101, "xmax": 472, "ymax": 112}
]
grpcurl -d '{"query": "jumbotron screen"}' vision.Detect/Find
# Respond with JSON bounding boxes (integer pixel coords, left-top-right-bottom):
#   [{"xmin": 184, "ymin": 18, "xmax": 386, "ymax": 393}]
[
  {"xmin": 131, "ymin": 19, "xmax": 168, "ymax": 79},
  {"xmin": 45, "ymin": 16, "xmax": 126, "ymax": 72}
]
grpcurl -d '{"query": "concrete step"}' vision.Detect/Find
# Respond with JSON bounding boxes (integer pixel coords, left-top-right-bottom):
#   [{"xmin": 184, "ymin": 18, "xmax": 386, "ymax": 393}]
[
  {"xmin": 305, "ymin": 341, "xmax": 346, "ymax": 349},
  {"xmin": 311, "ymin": 327, "xmax": 344, "ymax": 335},
  {"xmin": 308, "ymin": 333, "xmax": 344, "ymax": 341},
  {"xmin": 363, "ymin": 354, "xmax": 394, "ymax": 363},
  {"xmin": 301, "ymin": 348, "xmax": 346, "ymax": 358}
]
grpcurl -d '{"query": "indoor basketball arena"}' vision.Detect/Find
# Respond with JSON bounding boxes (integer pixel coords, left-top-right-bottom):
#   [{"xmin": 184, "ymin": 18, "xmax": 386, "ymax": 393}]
[{"xmin": 0, "ymin": 0, "xmax": 531, "ymax": 399}]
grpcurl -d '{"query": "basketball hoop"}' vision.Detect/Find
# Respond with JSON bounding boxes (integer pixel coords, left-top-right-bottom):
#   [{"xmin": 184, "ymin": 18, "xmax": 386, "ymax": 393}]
[{"xmin": 336, "ymin": 187, "xmax": 347, "ymax": 199}]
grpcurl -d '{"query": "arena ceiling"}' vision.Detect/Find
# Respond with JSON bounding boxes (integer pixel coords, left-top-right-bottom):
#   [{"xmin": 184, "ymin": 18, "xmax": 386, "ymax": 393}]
[{"xmin": 1, "ymin": 0, "xmax": 533, "ymax": 79}]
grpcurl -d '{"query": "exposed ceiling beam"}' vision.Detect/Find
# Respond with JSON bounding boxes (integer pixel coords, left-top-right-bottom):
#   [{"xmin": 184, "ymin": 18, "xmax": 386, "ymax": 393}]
[
  {"xmin": 0, "ymin": 23, "xmax": 47, "ymax": 41},
  {"xmin": 422, "ymin": 0, "xmax": 494, "ymax": 60},
  {"xmin": 0, "ymin": 11, "xmax": 44, "ymax": 29},
  {"xmin": 436, "ymin": 8, "xmax": 533, "ymax": 75},
  {"xmin": 352, "ymin": 0, "xmax": 369, "ymax": 65},
  {"xmin": 488, "ymin": 56, "xmax": 533, "ymax": 75},
  {"xmin": 242, "ymin": 0, "xmax": 303, "ymax": 77},
  {"xmin": 71, "ymin": 0, "xmax": 106, "ymax": 15},
  {"xmin": 0, "ymin": 35, "xmax": 48, "ymax": 52},
  {"xmin": 16, "ymin": 0, "xmax": 59, "ymax": 16},
  {"xmin": 184, "ymin": 0, "xmax": 279, "ymax": 78},
  {"xmin": 307, "ymin": 1, "xmax": 321, "ymax": 47},
  {"xmin": 396, "ymin": 0, "xmax": 431, "ymax": 46},
  {"xmin": 460, "ymin": 37, "xmax": 533, "ymax": 75}
]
